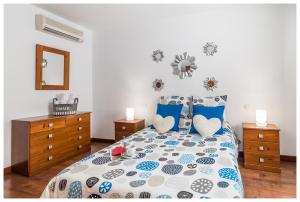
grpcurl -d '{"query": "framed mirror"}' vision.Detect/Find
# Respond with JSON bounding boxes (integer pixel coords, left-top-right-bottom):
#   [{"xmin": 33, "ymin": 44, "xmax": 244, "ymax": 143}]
[{"xmin": 36, "ymin": 44, "xmax": 70, "ymax": 90}]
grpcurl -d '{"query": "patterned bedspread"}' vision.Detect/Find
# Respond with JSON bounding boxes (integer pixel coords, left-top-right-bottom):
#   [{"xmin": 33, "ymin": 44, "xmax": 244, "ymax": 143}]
[{"xmin": 41, "ymin": 123, "xmax": 243, "ymax": 198}]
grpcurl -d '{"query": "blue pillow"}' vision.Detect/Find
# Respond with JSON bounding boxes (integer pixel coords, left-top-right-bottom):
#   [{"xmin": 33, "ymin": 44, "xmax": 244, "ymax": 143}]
[
  {"xmin": 153, "ymin": 103, "xmax": 183, "ymax": 132},
  {"xmin": 190, "ymin": 105, "xmax": 225, "ymax": 134}
]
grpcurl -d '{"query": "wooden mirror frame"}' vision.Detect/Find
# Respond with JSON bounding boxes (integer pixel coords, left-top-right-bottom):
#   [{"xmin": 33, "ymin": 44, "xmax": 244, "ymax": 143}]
[{"xmin": 36, "ymin": 44, "xmax": 70, "ymax": 90}]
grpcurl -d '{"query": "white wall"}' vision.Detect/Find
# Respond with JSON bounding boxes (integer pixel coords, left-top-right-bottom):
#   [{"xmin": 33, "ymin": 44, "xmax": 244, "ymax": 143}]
[
  {"xmin": 280, "ymin": 5, "xmax": 296, "ymax": 156},
  {"xmin": 4, "ymin": 4, "xmax": 93, "ymax": 167},
  {"xmin": 92, "ymin": 5, "xmax": 296, "ymax": 155}
]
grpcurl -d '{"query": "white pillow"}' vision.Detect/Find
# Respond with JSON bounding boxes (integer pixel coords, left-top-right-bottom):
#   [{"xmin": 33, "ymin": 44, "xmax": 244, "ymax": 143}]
[
  {"xmin": 193, "ymin": 115, "xmax": 222, "ymax": 137},
  {"xmin": 153, "ymin": 115, "xmax": 175, "ymax": 133}
]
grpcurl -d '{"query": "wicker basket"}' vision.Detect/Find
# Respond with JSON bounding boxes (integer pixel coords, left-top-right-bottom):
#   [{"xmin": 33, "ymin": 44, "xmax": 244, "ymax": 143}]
[{"xmin": 53, "ymin": 98, "xmax": 78, "ymax": 116}]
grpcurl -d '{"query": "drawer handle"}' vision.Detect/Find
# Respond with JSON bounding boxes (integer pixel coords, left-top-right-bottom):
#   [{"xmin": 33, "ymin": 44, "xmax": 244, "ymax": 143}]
[
  {"xmin": 259, "ymin": 146, "xmax": 264, "ymax": 151},
  {"xmin": 48, "ymin": 145, "xmax": 53, "ymax": 150},
  {"xmin": 48, "ymin": 156, "xmax": 53, "ymax": 161},
  {"xmin": 48, "ymin": 123, "xmax": 54, "ymax": 128},
  {"xmin": 258, "ymin": 133, "xmax": 264, "ymax": 139},
  {"xmin": 78, "ymin": 117, "xmax": 82, "ymax": 121},
  {"xmin": 48, "ymin": 134, "xmax": 53, "ymax": 139},
  {"xmin": 78, "ymin": 135, "xmax": 82, "ymax": 140},
  {"xmin": 259, "ymin": 157, "xmax": 265, "ymax": 163},
  {"xmin": 78, "ymin": 145, "xmax": 82, "ymax": 149},
  {"xmin": 78, "ymin": 127, "xmax": 83, "ymax": 131},
  {"xmin": 122, "ymin": 126, "xmax": 126, "ymax": 130}
]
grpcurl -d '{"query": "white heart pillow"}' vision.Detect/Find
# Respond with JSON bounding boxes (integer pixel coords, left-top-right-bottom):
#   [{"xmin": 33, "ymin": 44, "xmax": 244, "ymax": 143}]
[
  {"xmin": 153, "ymin": 115, "xmax": 175, "ymax": 133},
  {"xmin": 193, "ymin": 115, "xmax": 221, "ymax": 137}
]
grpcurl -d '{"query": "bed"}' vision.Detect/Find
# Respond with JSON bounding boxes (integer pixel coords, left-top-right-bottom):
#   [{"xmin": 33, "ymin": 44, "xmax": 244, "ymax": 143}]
[{"xmin": 41, "ymin": 122, "xmax": 243, "ymax": 198}]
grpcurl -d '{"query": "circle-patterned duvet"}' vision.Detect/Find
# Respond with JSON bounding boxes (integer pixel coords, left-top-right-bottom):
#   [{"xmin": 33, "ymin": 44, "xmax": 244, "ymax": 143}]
[{"xmin": 41, "ymin": 124, "xmax": 243, "ymax": 198}]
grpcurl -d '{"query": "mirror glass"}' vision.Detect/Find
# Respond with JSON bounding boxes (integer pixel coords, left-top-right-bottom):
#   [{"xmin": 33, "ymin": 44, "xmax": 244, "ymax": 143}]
[
  {"xmin": 42, "ymin": 51, "xmax": 64, "ymax": 86},
  {"xmin": 36, "ymin": 44, "xmax": 69, "ymax": 90}
]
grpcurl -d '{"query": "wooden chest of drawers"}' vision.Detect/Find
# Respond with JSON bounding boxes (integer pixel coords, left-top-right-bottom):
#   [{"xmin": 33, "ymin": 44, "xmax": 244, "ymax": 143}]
[
  {"xmin": 114, "ymin": 119, "xmax": 145, "ymax": 141},
  {"xmin": 11, "ymin": 112, "xmax": 91, "ymax": 176},
  {"xmin": 243, "ymin": 123, "xmax": 281, "ymax": 173}
]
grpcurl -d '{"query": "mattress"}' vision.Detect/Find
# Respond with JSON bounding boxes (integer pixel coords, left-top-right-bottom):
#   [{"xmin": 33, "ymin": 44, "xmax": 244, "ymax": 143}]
[{"xmin": 41, "ymin": 122, "xmax": 243, "ymax": 198}]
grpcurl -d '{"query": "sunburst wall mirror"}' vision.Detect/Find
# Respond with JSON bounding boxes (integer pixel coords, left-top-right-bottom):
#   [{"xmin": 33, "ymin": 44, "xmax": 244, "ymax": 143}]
[
  {"xmin": 152, "ymin": 49, "xmax": 164, "ymax": 62},
  {"xmin": 203, "ymin": 77, "xmax": 218, "ymax": 91},
  {"xmin": 203, "ymin": 42, "xmax": 218, "ymax": 56},
  {"xmin": 152, "ymin": 79, "xmax": 164, "ymax": 91},
  {"xmin": 171, "ymin": 52, "xmax": 198, "ymax": 79}
]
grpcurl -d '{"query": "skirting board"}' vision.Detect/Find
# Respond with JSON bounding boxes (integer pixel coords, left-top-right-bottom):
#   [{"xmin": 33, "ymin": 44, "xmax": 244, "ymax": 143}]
[
  {"xmin": 4, "ymin": 166, "xmax": 11, "ymax": 175},
  {"xmin": 91, "ymin": 138, "xmax": 115, "ymax": 144},
  {"xmin": 238, "ymin": 151, "xmax": 296, "ymax": 162}
]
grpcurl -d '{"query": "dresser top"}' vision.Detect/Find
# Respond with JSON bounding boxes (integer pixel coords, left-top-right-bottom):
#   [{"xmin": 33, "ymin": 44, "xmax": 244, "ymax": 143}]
[
  {"xmin": 12, "ymin": 111, "xmax": 91, "ymax": 122},
  {"xmin": 242, "ymin": 123, "xmax": 279, "ymax": 131}
]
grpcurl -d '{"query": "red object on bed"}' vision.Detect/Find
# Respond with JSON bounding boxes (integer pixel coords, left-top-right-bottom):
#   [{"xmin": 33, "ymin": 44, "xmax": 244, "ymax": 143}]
[{"xmin": 111, "ymin": 146, "xmax": 126, "ymax": 156}]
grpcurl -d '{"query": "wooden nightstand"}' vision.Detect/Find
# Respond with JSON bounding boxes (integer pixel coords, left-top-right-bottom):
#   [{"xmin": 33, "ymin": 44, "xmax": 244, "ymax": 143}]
[
  {"xmin": 114, "ymin": 119, "xmax": 145, "ymax": 141},
  {"xmin": 243, "ymin": 123, "xmax": 281, "ymax": 173}
]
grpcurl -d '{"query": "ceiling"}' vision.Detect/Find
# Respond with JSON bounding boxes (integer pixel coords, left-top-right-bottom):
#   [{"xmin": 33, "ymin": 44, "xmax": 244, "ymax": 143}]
[{"xmin": 35, "ymin": 4, "xmax": 234, "ymax": 31}]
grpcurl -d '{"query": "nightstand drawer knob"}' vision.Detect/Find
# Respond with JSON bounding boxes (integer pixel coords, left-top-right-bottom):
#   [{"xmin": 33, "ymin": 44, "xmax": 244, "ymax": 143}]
[
  {"xmin": 259, "ymin": 146, "xmax": 264, "ymax": 151},
  {"xmin": 122, "ymin": 126, "xmax": 126, "ymax": 130},
  {"xmin": 48, "ymin": 145, "xmax": 53, "ymax": 150},
  {"xmin": 78, "ymin": 117, "xmax": 82, "ymax": 121},
  {"xmin": 258, "ymin": 133, "xmax": 264, "ymax": 139},
  {"xmin": 78, "ymin": 145, "xmax": 82, "ymax": 149},
  {"xmin": 48, "ymin": 156, "xmax": 53, "ymax": 161},
  {"xmin": 48, "ymin": 134, "xmax": 53, "ymax": 139},
  {"xmin": 78, "ymin": 135, "xmax": 82, "ymax": 140},
  {"xmin": 48, "ymin": 123, "xmax": 54, "ymax": 128},
  {"xmin": 78, "ymin": 127, "xmax": 83, "ymax": 131},
  {"xmin": 259, "ymin": 157, "xmax": 265, "ymax": 163}
]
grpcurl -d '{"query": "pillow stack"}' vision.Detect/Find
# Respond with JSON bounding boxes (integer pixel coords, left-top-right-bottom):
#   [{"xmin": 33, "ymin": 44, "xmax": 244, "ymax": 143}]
[{"xmin": 152, "ymin": 95, "xmax": 228, "ymax": 137}]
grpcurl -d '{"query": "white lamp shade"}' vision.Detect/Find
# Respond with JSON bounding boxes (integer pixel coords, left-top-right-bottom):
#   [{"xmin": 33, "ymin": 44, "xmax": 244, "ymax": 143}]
[
  {"xmin": 256, "ymin": 110, "xmax": 267, "ymax": 126},
  {"xmin": 126, "ymin": 108, "xmax": 135, "ymax": 121}
]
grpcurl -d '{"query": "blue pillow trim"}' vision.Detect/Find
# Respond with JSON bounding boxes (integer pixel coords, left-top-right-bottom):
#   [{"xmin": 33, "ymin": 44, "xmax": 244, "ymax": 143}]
[
  {"xmin": 190, "ymin": 105, "xmax": 225, "ymax": 135},
  {"xmin": 152, "ymin": 103, "xmax": 183, "ymax": 132}
]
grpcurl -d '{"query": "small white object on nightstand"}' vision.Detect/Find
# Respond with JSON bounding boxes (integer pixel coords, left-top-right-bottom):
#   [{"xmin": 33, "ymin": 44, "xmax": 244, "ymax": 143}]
[
  {"xmin": 256, "ymin": 109, "xmax": 267, "ymax": 127},
  {"xmin": 126, "ymin": 108, "xmax": 135, "ymax": 121}
]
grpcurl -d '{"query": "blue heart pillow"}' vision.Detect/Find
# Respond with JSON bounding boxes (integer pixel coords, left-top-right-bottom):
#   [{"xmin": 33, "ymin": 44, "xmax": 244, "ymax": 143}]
[
  {"xmin": 190, "ymin": 105, "xmax": 225, "ymax": 135},
  {"xmin": 152, "ymin": 103, "xmax": 183, "ymax": 132}
]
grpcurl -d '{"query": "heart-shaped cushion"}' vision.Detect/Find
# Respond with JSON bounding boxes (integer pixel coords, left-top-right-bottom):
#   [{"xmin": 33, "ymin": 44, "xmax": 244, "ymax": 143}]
[
  {"xmin": 153, "ymin": 115, "xmax": 175, "ymax": 133},
  {"xmin": 193, "ymin": 115, "xmax": 221, "ymax": 137}
]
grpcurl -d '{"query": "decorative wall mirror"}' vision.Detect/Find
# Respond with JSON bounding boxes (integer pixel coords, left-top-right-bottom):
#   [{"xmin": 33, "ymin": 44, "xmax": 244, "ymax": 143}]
[
  {"xmin": 171, "ymin": 52, "xmax": 198, "ymax": 79},
  {"xmin": 36, "ymin": 44, "xmax": 70, "ymax": 90},
  {"xmin": 152, "ymin": 49, "xmax": 164, "ymax": 62}
]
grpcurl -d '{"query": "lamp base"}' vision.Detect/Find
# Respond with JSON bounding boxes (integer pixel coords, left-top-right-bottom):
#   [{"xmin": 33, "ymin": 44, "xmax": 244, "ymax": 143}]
[{"xmin": 256, "ymin": 122, "xmax": 267, "ymax": 127}]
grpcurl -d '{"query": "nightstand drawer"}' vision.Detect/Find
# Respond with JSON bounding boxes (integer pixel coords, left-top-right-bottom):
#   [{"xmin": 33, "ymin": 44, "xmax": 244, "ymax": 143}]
[
  {"xmin": 114, "ymin": 119, "xmax": 145, "ymax": 142},
  {"xmin": 115, "ymin": 123, "xmax": 135, "ymax": 132},
  {"xmin": 115, "ymin": 131, "xmax": 133, "ymax": 141},
  {"xmin": 244, "ymin": 141, "xmax": 279, "ymax": 155},
  {"xmin": 244, "ymin": 153, "xmax": 280, "ymax": 167},
  {"xmin": 244, "ymin": 129, "xmax": 279, "ymax": 142}
]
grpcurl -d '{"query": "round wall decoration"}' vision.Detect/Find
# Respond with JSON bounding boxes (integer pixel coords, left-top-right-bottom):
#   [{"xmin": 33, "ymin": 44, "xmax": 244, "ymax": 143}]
[
  {"xmin": 203, "ymin": 77, "xmax": 218, "ymax": 91},
  {"xmin": 203, "ymin": 42, "xmax": 218, "ymax": 56},
  {"xmin": 152, "ymin": 79, "xmax": 164, "ymax": 91},
  {"xmin": 152, "ymin": 50, "xmax": 164, "ymax": 62},
  {"xmin": 171, "ymin": 52, "xmax": 198, "ymax": 79}
]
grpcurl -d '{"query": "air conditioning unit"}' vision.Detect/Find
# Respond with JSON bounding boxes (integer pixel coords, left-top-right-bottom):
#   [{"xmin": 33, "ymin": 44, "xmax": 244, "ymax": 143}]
[{"xmin": 35, "ymin": 14, "xmax": 84, "ymax": 42}]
